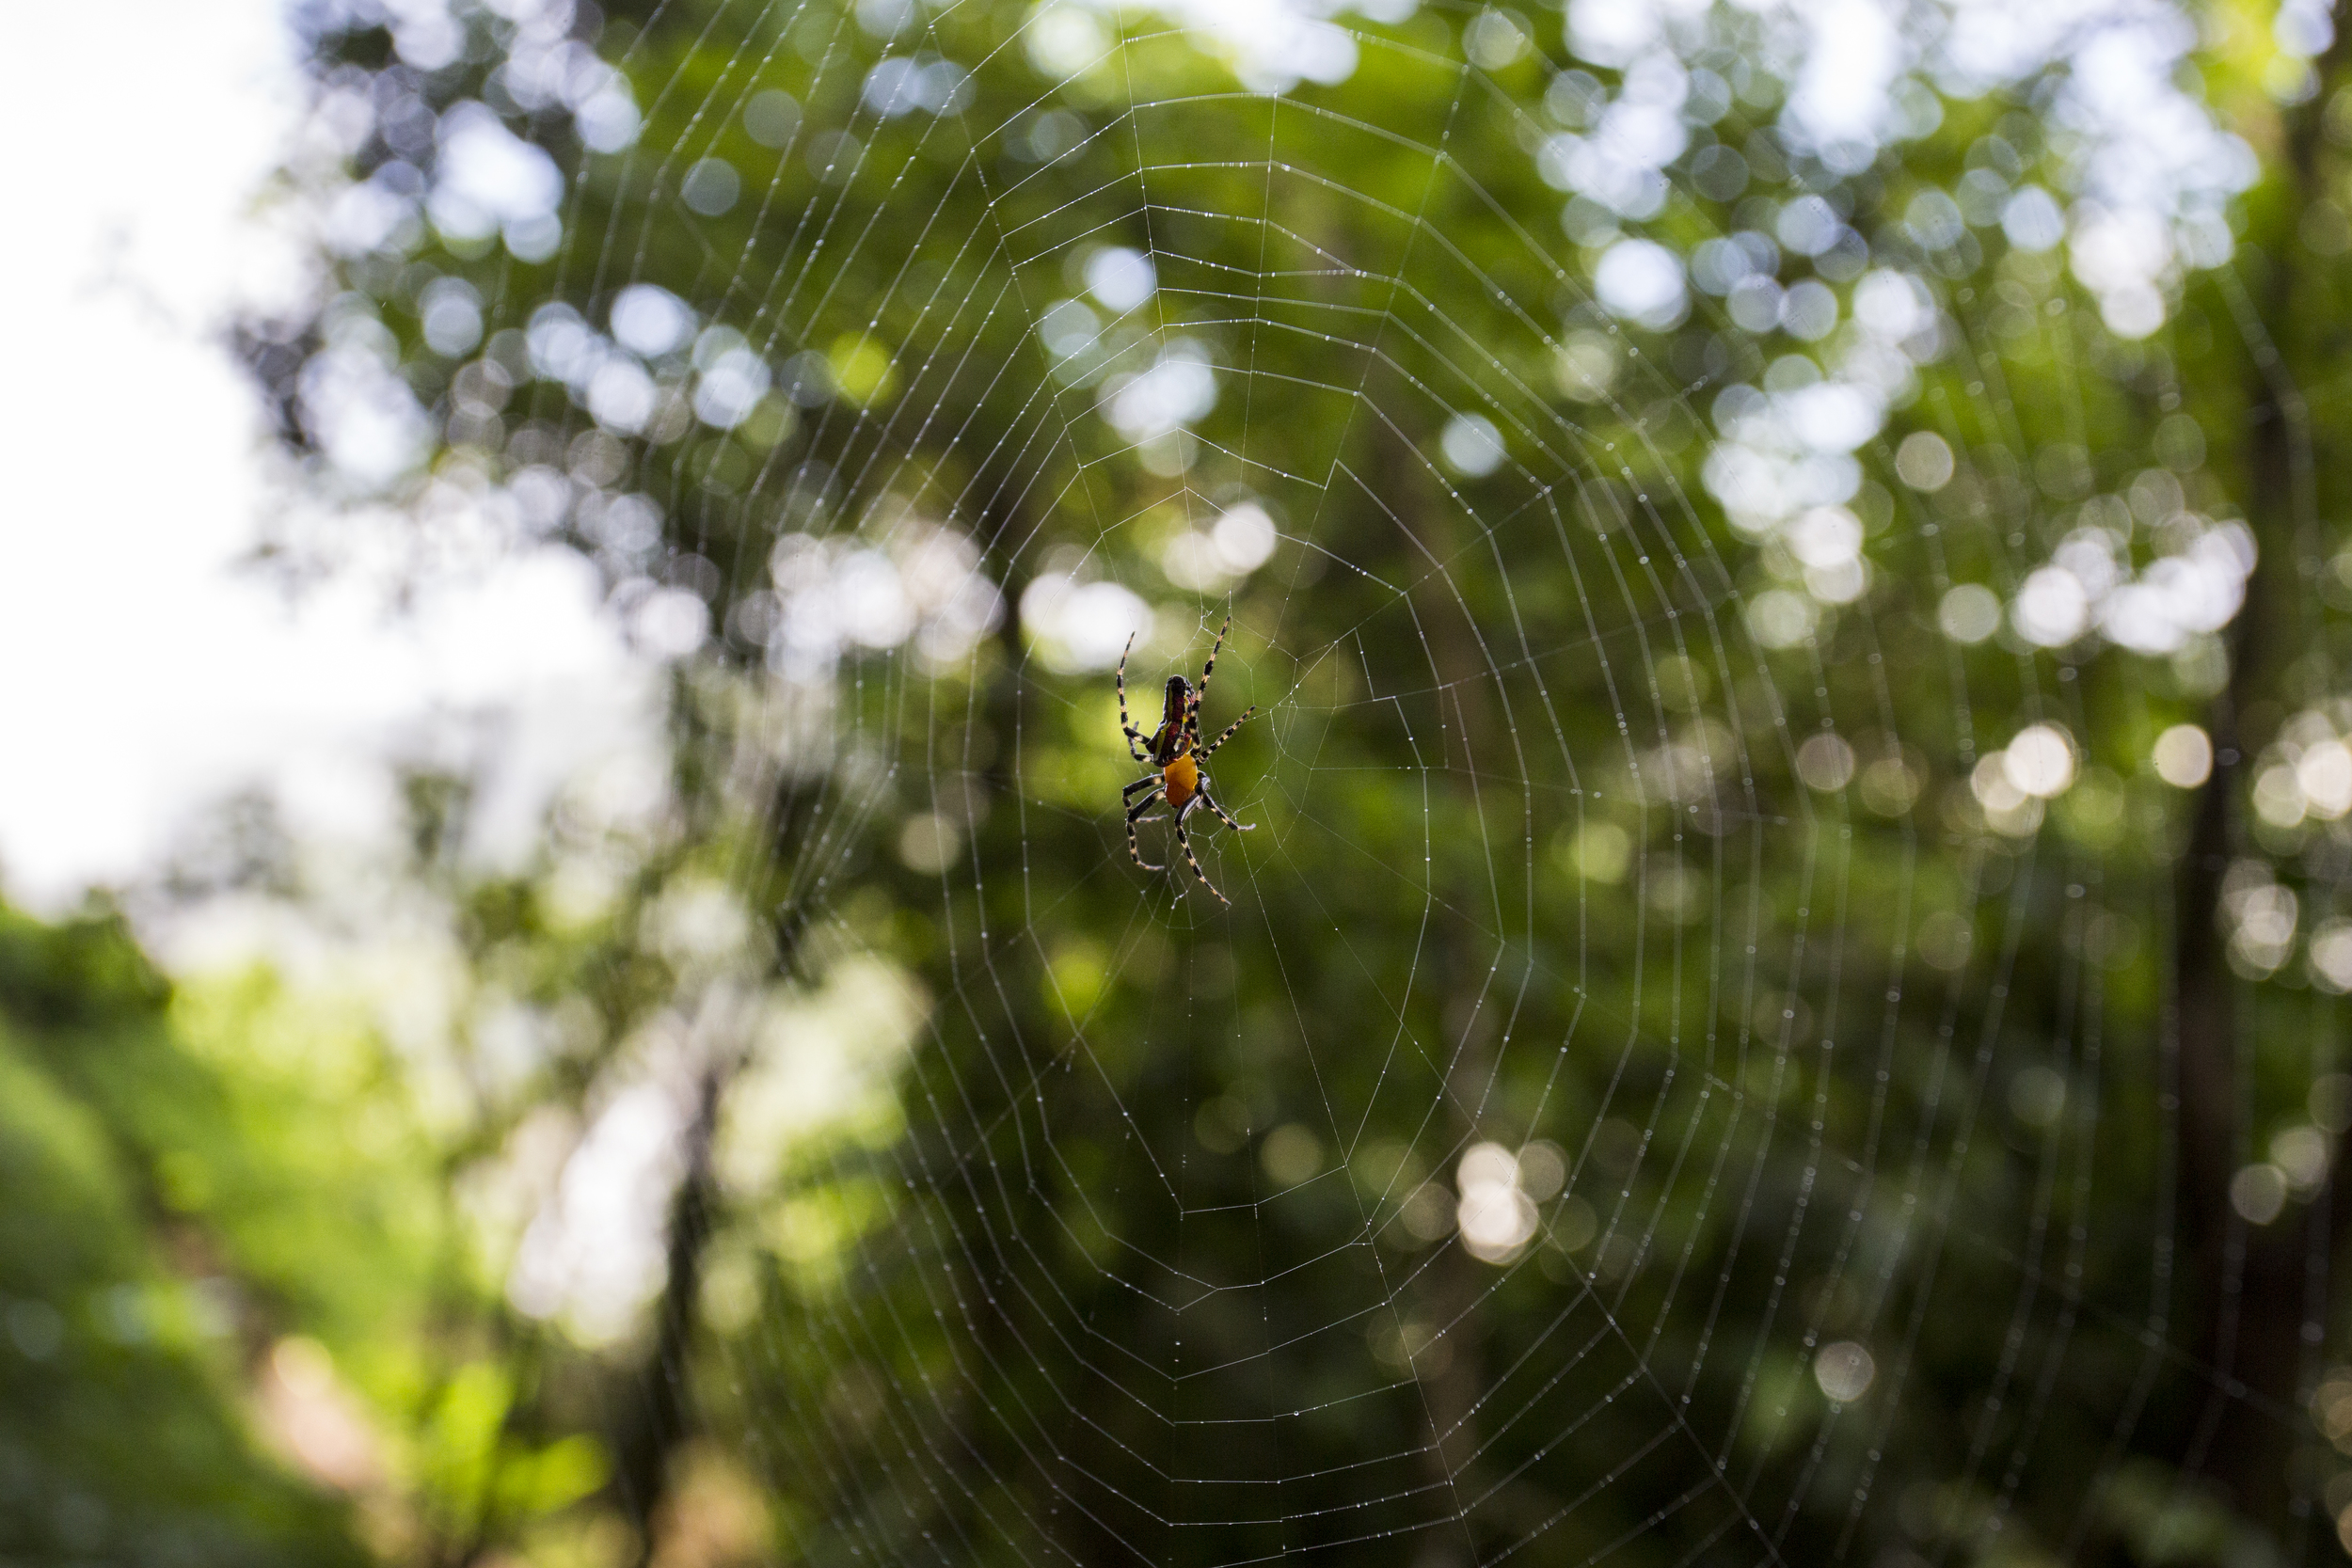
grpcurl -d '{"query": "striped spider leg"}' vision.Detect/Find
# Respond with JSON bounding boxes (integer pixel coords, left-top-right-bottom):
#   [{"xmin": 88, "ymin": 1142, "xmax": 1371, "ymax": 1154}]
[{"xmin": 1116, "ymin": 633, "xmax": 1152, "ymax": 762}]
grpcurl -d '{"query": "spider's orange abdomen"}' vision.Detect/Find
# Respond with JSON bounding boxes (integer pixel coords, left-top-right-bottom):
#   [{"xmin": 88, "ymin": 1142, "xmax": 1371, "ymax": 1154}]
[{"xmin": 1162, "ymin": 751, "xmax": 1199, "ymax": 810}]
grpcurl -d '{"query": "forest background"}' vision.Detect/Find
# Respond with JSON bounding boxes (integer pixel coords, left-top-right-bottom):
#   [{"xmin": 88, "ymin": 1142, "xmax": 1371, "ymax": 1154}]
[{"xmin": 11, "ymin": 0, "xmax": 2352, "ymax": 1563}]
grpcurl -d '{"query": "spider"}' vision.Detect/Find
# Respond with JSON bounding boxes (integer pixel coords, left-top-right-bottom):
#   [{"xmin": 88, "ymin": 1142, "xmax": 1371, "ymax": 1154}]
[{"xmin": 1120, "ymin": 614, "xmax": 1258, "ymax": 905}]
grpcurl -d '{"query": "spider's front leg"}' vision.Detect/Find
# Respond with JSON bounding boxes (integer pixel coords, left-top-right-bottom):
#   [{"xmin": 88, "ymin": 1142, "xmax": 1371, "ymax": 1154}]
[
  {"xmin": 1117, "ymin": 634, "xmax": 1151, "ymax": 760},
  {"xmin": 1196, "ymin": 611, "xmax": 1232, "ymax": 710},
  {"xmin": 1196, "ymin": 706, "xmax": 1258, "ymax": 760}
]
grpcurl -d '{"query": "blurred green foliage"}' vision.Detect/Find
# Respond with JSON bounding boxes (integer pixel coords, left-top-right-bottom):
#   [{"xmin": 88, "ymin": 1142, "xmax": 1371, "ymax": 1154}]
[{"xmin": 0, "ymin": 909, "xmax": 365, "ymax": 1564}]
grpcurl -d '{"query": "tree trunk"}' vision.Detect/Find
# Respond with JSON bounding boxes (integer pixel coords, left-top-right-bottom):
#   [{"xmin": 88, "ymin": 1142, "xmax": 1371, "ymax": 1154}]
[
  {"xmin": 619, "ymin": 1061, "xmax": 724, "ymax": 1567},
  {"xmin": 2171, "ymin": 43, "xmax": 2338, "ymax": 1525}
]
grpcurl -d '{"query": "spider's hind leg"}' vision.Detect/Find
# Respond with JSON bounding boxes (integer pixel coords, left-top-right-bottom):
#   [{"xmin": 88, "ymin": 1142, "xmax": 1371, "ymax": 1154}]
[
  {"xmin": 1196, "ymin": 776, "xmax": 1253, "ymax": 833},
  {"xmin": 1172, "ymin": 815, "xmax": 1231, "ymax": 907},
  {"xmin": 1126, "ymin": 784, "xmax": 1166, "ymax": 872}
]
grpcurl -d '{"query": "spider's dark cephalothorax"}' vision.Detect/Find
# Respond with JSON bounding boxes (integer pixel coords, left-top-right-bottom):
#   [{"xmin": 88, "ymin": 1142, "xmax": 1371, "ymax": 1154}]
[{"xmin": 1119, "ymin": 614, "xmax": 1258, "ymax": 905}]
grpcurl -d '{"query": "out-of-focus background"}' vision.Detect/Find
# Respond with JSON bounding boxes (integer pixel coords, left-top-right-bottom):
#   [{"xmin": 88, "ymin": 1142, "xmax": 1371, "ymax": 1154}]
[
  {"xmin": 2, "ymin": 3, "xmax": 658, "ymax": 909},
  {"xmin": 11, "ymin": 0, "xmax": 2352, "ymax": 1561}
]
